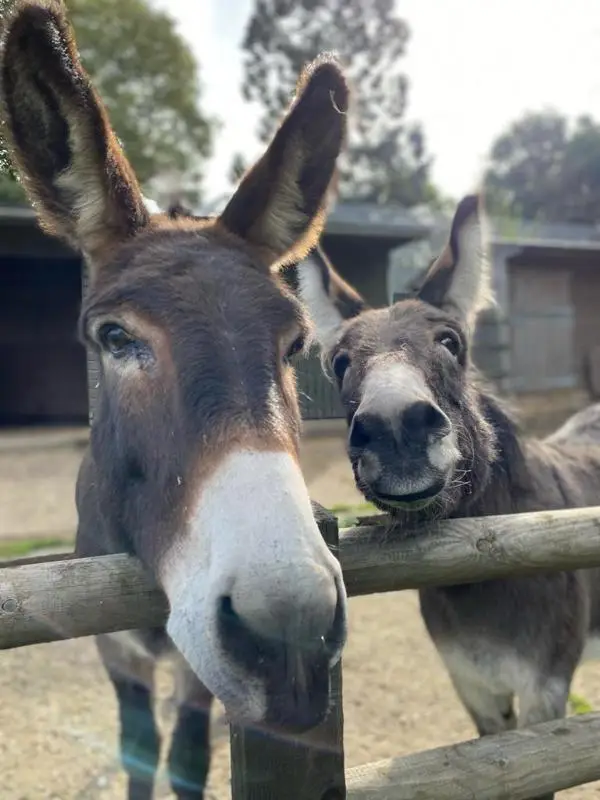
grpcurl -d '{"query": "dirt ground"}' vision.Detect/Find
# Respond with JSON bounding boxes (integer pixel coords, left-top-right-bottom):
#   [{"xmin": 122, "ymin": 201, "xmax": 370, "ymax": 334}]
[{"xmin": 1, "ymin": 429, "xmax": 600, "ymax": 798}]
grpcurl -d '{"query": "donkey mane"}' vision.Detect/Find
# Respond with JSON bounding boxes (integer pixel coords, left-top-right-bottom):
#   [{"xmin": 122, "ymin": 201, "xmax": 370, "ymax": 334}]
[{"xmin": 465, "ymin": 385, "xmax": 535, "ymax": 517}]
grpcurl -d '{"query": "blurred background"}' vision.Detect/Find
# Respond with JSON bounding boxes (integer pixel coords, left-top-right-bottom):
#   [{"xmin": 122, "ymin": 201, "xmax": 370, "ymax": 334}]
[{"xmin": 1, "ymin": 1, "xmax": 600, "ymax": 797}]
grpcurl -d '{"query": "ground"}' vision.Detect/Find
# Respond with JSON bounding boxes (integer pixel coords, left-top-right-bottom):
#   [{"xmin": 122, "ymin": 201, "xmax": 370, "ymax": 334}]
[{"xmin": 1, "ymin": 428, "xmax": 600, "ymax": 798}]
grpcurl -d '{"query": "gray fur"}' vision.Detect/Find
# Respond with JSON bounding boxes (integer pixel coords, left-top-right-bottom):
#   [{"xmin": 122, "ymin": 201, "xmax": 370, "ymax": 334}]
[{"xmin": 294, "ymin": 194, "xmax": 600, "ymax": 800}]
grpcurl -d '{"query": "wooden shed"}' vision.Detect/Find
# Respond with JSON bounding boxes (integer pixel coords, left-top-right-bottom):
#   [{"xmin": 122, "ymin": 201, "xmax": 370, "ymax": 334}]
[
  {"xmin": 485, "ymin": 219, "xmax": 600, "ymax": 430},
  {"xmin": 0, "ymin": 207, "xmax": 86, "ymax": 426},
  {"xmin": 0, "ymin": 202, "xmax": 428, "ymax": 427}
]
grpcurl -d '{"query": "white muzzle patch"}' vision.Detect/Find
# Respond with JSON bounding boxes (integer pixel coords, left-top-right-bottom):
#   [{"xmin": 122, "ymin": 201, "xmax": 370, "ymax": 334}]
[{"xmin": 160, "ymin": 449, "xmax": 345, "ymax": 722}]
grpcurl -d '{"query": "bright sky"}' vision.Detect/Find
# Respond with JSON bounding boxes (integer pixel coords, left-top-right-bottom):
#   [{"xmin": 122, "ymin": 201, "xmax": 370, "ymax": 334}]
[{"xmin": 156, "ymin": 0, "xmax": 600, "ymax": 204}]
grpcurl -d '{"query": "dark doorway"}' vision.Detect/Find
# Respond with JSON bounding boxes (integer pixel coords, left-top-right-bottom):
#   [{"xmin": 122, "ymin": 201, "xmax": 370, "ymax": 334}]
[{"xmin": 0, "ymin": 255, "xmax": 88, "ymax": 426}]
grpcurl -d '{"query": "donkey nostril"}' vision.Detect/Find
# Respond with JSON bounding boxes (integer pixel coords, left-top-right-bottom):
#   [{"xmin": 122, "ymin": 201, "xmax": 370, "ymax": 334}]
[
  {"xmin": 349, "ymin": 413, "xmax": 387, "ymax": 451},
  {"xmin": 403, "ymin": 401, "xmax": 451, "ymax": 442},
  {"xmin": 349, "ymin": 415, "xmax": 370, "ymax": 450},
  {"xmin": 424, "ymin": 403, "xmax": 451, "ymax": 436},
  {"xmin": 219, "ymin": 595, "xmax": 237, "ymax": 621}
]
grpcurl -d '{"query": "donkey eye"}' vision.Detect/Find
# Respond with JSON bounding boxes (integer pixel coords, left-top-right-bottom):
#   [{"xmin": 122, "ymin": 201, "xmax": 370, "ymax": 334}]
[
  {"xmin": 332, "ymin": 352, "xmax": 351, "ymax": 382},
  {"xmin": 436, "ymin": 331, "xmax": 461, "ymax": 358},
  {"xmin": 98, "ymin": 324, "xmax": 136, "ymax": 359},
  {"xmin": 283, "ymin": 334, "xmax": 305, "ymax": 363}
]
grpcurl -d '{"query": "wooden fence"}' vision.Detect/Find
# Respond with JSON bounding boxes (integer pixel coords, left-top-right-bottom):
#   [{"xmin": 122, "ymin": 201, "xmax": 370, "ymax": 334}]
[{"xmin": 3, "ymin": 506, "xmax": 600, "ymax": 798}]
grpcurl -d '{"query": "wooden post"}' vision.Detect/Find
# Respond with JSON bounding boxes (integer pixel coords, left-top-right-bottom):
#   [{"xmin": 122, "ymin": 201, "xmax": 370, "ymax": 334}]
[{"xmin": 229, "ymin": 502, "xmax": 346, "ymax": 800}]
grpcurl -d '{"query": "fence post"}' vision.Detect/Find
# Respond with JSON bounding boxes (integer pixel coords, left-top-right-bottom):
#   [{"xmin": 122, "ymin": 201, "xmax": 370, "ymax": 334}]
[{"xmin": 230, "ymin": 501, "xmax": 346, "ymax": 800}]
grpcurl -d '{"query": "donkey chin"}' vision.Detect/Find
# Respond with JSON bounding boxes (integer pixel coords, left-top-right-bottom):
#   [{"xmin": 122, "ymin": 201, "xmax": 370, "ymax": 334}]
[{"xmin": 351, "ymin": 430, "xmax": 462, "ymax": 516}]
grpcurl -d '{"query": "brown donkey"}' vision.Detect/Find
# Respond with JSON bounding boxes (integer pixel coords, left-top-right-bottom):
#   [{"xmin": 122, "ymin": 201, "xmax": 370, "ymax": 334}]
[
  {"xmin": 0, "ymin": 2, "xmax": 349, "ymax": 796},
  {"xmin": 295, "ymin": 197, "xmax": 600, "ymax": 800}
]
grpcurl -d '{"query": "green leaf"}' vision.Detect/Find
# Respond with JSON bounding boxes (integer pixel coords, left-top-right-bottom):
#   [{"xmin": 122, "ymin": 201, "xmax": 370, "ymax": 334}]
[
  {"xmin": 0, "ymin": 0, "xmax": 217, "ymax": 206},
  {"xmin": 240, "ymin": 0, "xmax": 440, "ymax": 207},
  {"xmin": 569, "ymin": 692, "xmax": 594, "ymax": 715}
]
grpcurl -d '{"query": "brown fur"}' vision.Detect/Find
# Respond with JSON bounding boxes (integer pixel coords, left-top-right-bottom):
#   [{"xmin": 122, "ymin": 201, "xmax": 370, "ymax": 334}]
[{"xmin": 0, "ymin": 3, "xmax": 349, "ymax": 797}]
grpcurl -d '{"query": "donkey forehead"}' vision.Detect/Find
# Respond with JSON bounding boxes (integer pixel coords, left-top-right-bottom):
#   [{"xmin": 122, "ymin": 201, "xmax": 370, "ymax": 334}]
[
  {"xmin": 86, "ymin": 228, "xmax": 306, "ymax": 333},
  {"xmin": 339, "ymin": 301, "xmax": 460, "ymax": 357}
]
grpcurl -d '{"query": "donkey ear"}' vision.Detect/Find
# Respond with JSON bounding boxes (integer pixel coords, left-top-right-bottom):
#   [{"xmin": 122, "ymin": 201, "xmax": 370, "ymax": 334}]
[
  {"xmin": 417, "ymin": 194, "xmax": 493, "ymax": 329},
  {"xmin": 219, "ymin": 54, "xmax": 349, "ymax": 267},
  {"xmin": 294, "ymin": 245, "xmax": 368, "ymax": 351},
  {"xmin": 0, "ymin": 1, "xmax": 149, "ymax": 270}
]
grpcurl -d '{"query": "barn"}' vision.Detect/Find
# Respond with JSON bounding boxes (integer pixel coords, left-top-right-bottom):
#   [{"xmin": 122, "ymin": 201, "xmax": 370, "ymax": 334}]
[
  {"xmin": 0, "ymin": 202, "xmax": 428, "ymax": 428},
  {"xmin": 490, "ymin": 218, "xmax": 600, "ymax": 430}
]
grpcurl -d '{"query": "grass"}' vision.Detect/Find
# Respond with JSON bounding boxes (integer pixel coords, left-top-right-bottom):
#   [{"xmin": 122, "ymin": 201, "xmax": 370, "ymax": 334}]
[
  {"xmin": 0, "ymin": 535, "xmax": 73, "ymax": 560},
  {"xmin": 330, "ymin": 502, "xmax": 378, "ymax": 528},
  {"xmin": 569, "ymin": 692, "xmax": 594, "ymax": 715}
]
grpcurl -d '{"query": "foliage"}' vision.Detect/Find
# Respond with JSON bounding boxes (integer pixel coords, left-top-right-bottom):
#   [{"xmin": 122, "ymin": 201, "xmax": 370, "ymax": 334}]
[
  {"xmin": 0, "ymin": 535, "xmax": 73, "ymax": 560},
  {"xmin": 485, "ymin": 110, "xmax": 600, "ymax": 224},
  {"xmin": 0, "ymin": 0, "xmax": 216, "ymax": 207},
  {"xmin": 569, "ymin": 692, "xmax": 593, "ymax": 715},
  {"xmin": 330, "ymin": 501, "xmax": 378, "ymax": 529},
  {"xmin": 239, "ymin": 0, "xmax": 440, "ymax": 207},
  {"xmin": 229, "ymin": 152, "xmax": 248, "ymax": 186}
]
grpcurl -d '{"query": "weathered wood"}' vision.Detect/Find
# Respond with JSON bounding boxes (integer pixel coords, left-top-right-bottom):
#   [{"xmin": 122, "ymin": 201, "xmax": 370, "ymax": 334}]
[
  {"xmin": 230, "ymin": 502, "xmax": 346, "ymax": 800},
  {"xmin": 4, "ymin": 506, "xmax": 600, "ymax": 647},
  {"xmin": 341, "ymin": 505, "xmax": 600, "ymax": 596},
  {"xmin": 346, "ymin": 712, "xmax": 600, "ymax": 799},
  {"xmin": 0, "ymin": 552, "xmax": 168, "ymax": 646}
]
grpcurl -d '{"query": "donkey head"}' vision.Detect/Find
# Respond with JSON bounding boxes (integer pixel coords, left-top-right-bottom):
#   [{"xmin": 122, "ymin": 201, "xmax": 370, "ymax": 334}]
[
  {"xmin": 296, "ymin": 196, "xmax": 497, "ymax": 519},
  {"xmin": 1, "ymin": 0, "xmax": 349, "ymax": 730}
]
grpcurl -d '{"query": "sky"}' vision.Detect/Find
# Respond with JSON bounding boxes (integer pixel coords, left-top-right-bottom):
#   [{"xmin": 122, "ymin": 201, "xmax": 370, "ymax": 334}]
[{"xmin": 156, "ymin": 0, "xmax": 600, "ymax": 205}]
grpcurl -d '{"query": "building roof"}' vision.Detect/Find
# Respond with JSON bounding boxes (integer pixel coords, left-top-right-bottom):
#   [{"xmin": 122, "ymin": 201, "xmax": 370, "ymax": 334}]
[
  {"xmin": 199, "ymin": 194, "xmax": 431, "ymax": 242},
  {"xmin": 5, "ymin": 197, "xmax": 600, "ymax": 252},
  {"xmin": 489, "ymin": 217, "xmax": 600, "ymax": 251},
  {"xmin": 0, "ymin": 197, "xmax": 431, "ymax": 244},
  {"xmin": 422, "ymin": 209, "xmax": 600, "ymax": 252},
  {"xmin": 0, "ymin": 205, "xmax": 37, "ymax": 225}
]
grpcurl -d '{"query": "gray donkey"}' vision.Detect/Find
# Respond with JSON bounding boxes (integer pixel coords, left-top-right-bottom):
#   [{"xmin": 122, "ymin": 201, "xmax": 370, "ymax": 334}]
[{"xmin": 294, "ymin": 194, "xmax": 600, "ymax": 800}]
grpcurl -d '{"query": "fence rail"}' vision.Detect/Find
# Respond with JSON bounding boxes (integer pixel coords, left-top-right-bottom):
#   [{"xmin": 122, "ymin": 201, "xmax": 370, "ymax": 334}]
[
  {"xmin": 346, "ymin": 712, "xmax": 600, "ymax": 799},
  {"xmin": 3, "ymin": 505, "xmax": 600, "ymax": 649},
  {"xmin": 3, "ymin": 505, "xmax": 600, "ymax": 798}
]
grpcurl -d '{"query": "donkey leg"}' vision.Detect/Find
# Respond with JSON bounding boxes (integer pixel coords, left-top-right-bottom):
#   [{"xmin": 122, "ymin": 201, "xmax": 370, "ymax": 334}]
[
  {"xmin": 516, "ymin": 675, "xmax": 570, "ymax": 800},
  {"xmin": 167, "ymin": 653, "xmax": 213, "ymax": 799},
  {"xmin": 96, "ymin": 633, "xmax": 161, "ymax": 800}
]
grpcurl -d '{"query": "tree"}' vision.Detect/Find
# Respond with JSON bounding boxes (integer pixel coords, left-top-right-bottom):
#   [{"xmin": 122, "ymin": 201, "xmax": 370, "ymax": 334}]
[
  {"xmin": 485, "ymin": 110, "xmax": 600, "ymax": 224},
  {"xmin": 238, "ymin": 0, "xmax": 439, "ymax": 207},
  {"xmin": 0, "ymin": 0, "xmax": 217, "ymax": 207},
  {"xmin": 229, "ymin": 153, "xmax": 248, "ymax": 186}
]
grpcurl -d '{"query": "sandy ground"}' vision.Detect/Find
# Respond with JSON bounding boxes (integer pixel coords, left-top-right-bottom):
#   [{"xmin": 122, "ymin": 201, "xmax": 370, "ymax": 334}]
[{"xmin": 1, "ymin": 429, "xmax": 600, "ymax": 798}]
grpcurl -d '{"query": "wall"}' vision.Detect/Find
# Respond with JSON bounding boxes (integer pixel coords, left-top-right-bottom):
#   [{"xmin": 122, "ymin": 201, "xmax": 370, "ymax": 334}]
[
  {"xmin": 296, "ymin": 236, "xmax": 394, "ymax": 421},
  {"xmin": 321, "ymin": 235, "xmax": 391, "ymax": 306},
  {"xmin": 0, "ymin": 255, "xmax": 88, "ymax": 425},
  {"xmin": 505, "ymin": 249, "xmax": 600, "ymax": 432},
  {"xmin": 570, "ymin": 260, "xmax": 600, "ymax": 388},
  {"xmin": 0, "ymin": 218, "xmax": 405, "ymax": 426},
  {"xmin": 508, "ymin": 258, "xmax": 577, "ymax": 392}
]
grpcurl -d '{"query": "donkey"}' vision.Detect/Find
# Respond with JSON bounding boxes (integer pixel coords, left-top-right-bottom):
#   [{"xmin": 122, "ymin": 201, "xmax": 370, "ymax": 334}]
[
  {"xmin": 0, "ymin": 2, "xmax": 349, "ymax": 796},
  {"xmin": 295, "ymin": 195, "xmax": 600, "ymax": 800}
]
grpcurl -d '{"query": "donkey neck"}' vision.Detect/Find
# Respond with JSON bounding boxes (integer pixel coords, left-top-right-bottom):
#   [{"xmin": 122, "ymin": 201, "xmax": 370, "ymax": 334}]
[{"xmin": 456, "ymin": 388, "xmax": 565, "ymax": 518}]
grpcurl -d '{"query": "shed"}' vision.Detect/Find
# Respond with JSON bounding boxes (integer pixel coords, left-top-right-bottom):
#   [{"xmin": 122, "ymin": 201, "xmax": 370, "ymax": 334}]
[{"xmin": 0, "ymin": 201, "xmax": 428, "ymax": 427}]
